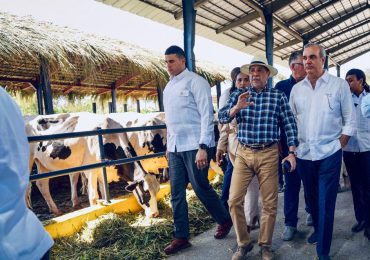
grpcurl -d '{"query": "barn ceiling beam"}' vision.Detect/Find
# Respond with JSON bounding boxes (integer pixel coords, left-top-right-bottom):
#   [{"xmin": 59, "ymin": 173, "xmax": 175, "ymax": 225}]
[
  {"xmin": 114, "ymin": 73, "xmax": 141, "ymax": 88},
  {"xmin": 124, "ymin": 79, "xmax": 154, "ymax": 95},
  {"xmin": 0, "ymin": 76, "xmax": 35, "ymax": 83},
  {"xmin": 20, "ymin": 82, "xmax": 36, "ymax": 91},
  {"xmin": 276, "ymin": 4, "xmax": 368, "ymax": 51},
  {"xmin": 317, "ymin": 19, "xmax": 370, "ymax": 45},
  {"xmin": 244, "ymin": 28, "xmax": 279, "ymax": 46},
  {"xmin": 62, "ymin": 86, "xmax": 75, "ymax": 94},
  {"xmin": 217, "ymin": 0, "xmax": 294, "ymax": 34},
  {"xmin": 338, "ymin": 49, "xmax": 370, "ymax": 65},
  {"xmin": 174, "ymin": 0, "xmax": 209, "ymax": 20},
  {"xmin": 332, "ymin": 40, "xmax": 370, "ymax": 58},
  {"xmin": 328, "ymin": 31, "xmax": 370, "ymax": 54},
  {"xmin": 286, "ymin": 0, "xmax": 342, "ymax": 25},
  {"xmin": 303, "ymin": 4, "xmax": 368, "ymax": 40}
]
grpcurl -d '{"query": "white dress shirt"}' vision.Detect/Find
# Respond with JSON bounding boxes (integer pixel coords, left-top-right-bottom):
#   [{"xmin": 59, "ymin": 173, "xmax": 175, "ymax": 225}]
[
  {"xmin": 361, "ymin": 92, "xmax": 370, "ymax": 118},
  {"xmin": 163, "ymin": 68, "xmax": 215, "ymax": 152},
  {"xmin": 289, "ymin": 70, "xmax": 355, "ymax": 161},
  {"xmin": 344, "ymin": 91, "xmax": 370, "ymax": 152},
  {"xmin": 0, "ymin": 87, "xmax": 54, "ymax": 260},
  {"xmin": 219, "ymin": 87, "xmax": 231, "ymax": 109}
]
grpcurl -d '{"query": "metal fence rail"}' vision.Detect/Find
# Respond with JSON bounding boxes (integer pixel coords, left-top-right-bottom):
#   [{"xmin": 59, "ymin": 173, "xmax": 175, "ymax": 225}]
[{"xmin": 28, "ymin": 124, "xmax": 167, "ymax": 203}]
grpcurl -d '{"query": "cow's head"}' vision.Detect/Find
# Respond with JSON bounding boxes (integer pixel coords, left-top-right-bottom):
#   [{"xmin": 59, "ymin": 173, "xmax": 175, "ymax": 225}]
[{"xmin": 103, "ymin": 118, "xmax": 160, "ymax": 217}]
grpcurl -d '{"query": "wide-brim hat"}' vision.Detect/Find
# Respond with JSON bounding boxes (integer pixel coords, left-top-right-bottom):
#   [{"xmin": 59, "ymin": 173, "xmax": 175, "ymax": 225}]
[{"xmin": 240, "ymin": 56, "xmax": 278, "ymax": 77}]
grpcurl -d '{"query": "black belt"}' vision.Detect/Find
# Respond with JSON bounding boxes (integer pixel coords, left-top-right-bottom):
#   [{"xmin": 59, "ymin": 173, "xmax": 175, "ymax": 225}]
[{"xmin": 240, "ymin": 141, "xmax": 277, "ymax": 151}]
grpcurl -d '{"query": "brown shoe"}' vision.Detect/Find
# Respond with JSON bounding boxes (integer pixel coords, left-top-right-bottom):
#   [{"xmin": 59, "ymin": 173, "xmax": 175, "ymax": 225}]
[
  {"xmin": 261, "ymin": 246, "xmax": 273, "ymax": 260},
  {"xmin": 164, "ymin": 238, "xmax": 191, "ymax": 255},
  {"xmin": 214, "ymin": 219, "xmax": 233, "ymax": 239},
  {"xmin": 232, "ymin": 243, "xmax": 253, "ymax": 260}
]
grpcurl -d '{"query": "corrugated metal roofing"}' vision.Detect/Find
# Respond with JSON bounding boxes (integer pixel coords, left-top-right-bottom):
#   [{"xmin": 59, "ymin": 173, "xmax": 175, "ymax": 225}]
[{"xmin": 97, "ymin": 0, "xmax": 370, "ymax": 67}]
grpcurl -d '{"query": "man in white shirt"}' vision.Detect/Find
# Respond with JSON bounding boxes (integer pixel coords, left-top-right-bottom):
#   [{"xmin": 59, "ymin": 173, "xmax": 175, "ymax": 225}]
[
  {"xmin": 0, "ymin": 87, "xmax": 54, "ymax": 260},
  {"xmin": 290, "ymin": 43, "xmax": 355, "ymax": 260},
  {"xmin": 162, "ymin": 46, "xmax": 232, "ymax": 255}
]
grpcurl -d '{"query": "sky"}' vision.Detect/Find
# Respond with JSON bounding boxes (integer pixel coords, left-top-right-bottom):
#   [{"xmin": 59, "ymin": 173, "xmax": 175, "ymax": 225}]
[{"xmin": 1, "ymin": 0, "xmax": 369, "ymax": 85}]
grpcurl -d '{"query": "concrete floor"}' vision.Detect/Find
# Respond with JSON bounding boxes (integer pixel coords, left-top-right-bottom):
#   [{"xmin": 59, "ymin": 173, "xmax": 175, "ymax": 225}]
[{"xmin": 168, "ymin": 188, "xmax": 370, "ymax": 260}]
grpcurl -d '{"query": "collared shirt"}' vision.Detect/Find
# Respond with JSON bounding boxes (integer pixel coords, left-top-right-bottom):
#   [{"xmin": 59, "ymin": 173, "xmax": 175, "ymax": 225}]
[
  {"xmin": 219, "ymin": 87, "xmax": 232, "ymax": 109},
  {"xmin": 290, "ymin": 70, "xmax": 355, "ymax": 161},
  {"xmin": 0, "ymin": 87, "xmax": 54, "ymax": 260},
  {"xmin": 344, "ymin": 90, "xmax": 370, "ymax": 152},
  {"xmin": 218, "ymin": 86, "xmax": 298, "ymax": 147},
  {"xmin": 163, "ymin": 68, "xmax": 215, "ymax": 152},
  {"xmin": 275, "ymin": 75, "xmax": 298, "ymax": 155},
  {"xmin": 361, "ymin": 93, "xmax": 370, "ymax": 118}
]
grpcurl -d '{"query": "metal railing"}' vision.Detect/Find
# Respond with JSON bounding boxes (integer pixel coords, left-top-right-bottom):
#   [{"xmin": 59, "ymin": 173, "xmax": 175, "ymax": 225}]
[{"xmin": 28, "ymin": 124, "xmax": 167, "ymax": 204}]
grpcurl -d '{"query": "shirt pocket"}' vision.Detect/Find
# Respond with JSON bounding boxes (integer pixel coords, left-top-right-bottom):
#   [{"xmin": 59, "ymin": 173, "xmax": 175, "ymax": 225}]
[{"xmin": 322, "ymin": 92, "xmax": 340, "ymax": 115}]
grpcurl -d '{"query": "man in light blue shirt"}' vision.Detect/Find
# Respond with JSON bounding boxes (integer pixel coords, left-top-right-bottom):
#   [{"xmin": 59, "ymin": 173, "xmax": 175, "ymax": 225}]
[
  {"xmin": 290, "ymin": 43, "xmax": 355, "ymax": 260},
  {"xmin": 162, "ymin": 46, "xmax": 232, "ymax": 255},
  {"xmin": 361, "ymin": 93, "xmax": 370, "ymax": 118}
]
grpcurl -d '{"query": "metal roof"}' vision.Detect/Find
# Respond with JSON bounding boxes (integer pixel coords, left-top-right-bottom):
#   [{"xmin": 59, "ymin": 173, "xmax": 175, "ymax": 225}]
[{"xmin": 97, "ymin": 0, "xmax": 370, "ymax": 67}]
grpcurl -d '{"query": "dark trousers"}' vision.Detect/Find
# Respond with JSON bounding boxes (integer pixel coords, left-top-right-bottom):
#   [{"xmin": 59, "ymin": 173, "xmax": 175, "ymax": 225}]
[
  {"xmin": 279, "ymin": 156, "xmax": 310, "ymax": 227},
  {"xmin": 343, "ymin": 151, "xmax": 370, "ymax": 227},
  {"xmin": 220, "ymin": 156, "xmax": 234, "ymax": 210},
  {"xmin": 40, "ymin": 250, "xmax": 50, "ymax": 260},
  {"xmin": 169, "ymin": 148, "xmax": 231, "ymax": 239},
  {"xmin": 297, "ymin": 149, "xmax": 342, "ymax": 256}
]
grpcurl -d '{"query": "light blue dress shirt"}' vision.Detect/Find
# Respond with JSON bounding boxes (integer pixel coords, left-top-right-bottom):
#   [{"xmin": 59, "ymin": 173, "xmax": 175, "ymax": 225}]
[
  {"xmin": 0, "ymin": 87, "xmax": 54, "ymax": 260},
  {"xmin": 289, "ymin": 70, "xmax": 355, "ymax": 161},
  {"xmin": 344, "ymin": 91, "xmax": 370, "ymax": 152},
  {"xmin": 163, "ymin": 69, "xmax": 215, "ymax": 152},
  {"xmin": 361, "ymin": 93, "xmax": 370, "ymax": 118}
]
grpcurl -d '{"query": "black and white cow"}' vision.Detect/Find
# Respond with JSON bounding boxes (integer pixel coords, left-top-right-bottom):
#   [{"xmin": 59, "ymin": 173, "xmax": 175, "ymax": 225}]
[
  {"xmin": 25, "ymin": 112, "xmax": 160, "ymax": 217},
  {"xmin": 108, "ymin": 112, "xmax": 168, "ymax": 180}
]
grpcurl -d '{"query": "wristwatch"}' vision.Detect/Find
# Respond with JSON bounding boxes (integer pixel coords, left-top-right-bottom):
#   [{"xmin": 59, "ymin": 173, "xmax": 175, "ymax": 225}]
[
  {"xmin": 199, "ymin": 144, "xmax": 208, "ymax": 150},
  {"xmin": 288, "ymin": 151, "xmax": 297, "ymax": 156}
]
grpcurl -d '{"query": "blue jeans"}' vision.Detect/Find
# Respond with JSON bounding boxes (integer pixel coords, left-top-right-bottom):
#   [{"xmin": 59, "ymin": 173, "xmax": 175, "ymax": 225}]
[
  {"xmin": 297, "ymin": 149, "xmax": 342, "ymax": 256},
  {"xmin": 220, "ymin": 156, "xmax": 233, "ymax": 210},
  {"xmin": 169, "ymin": 148, "xmax": 231, "ymax": 239}
]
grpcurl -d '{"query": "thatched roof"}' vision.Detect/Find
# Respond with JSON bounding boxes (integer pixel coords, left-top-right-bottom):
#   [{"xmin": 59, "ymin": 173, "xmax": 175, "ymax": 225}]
[{"xmin": 0, "ymin": 12, "xmax": 229, "ymax": 100}]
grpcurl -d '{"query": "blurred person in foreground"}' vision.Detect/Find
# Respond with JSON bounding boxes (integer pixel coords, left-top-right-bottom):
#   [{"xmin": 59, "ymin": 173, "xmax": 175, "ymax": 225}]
[{"xmin": 0, "ymin": 86, "xmax": 54, "ymax": 260}]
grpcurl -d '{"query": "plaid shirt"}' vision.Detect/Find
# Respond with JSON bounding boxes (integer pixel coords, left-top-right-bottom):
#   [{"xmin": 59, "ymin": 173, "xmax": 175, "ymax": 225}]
[{"xmin": 218, "ymin": 86, "xmax": 298, "ymax": 147}]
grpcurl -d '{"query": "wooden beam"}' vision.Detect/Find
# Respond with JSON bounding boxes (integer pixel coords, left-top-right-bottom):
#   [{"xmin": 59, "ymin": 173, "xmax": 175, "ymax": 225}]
[
  {"xmin": 114, "ymin": 73, "xmax": 141, "ymax": 88},
  {"xmin": 0, "ymin": 77, "xmax": 35, "ymax": 83},
  {"xmin": 273, "ymin": 18, "xmax": 303, "ymax": 41},
  {"xmin": 174, "ymin": 0, "xmax": 208, "ymax": 20},
  {"xmin": 98, "ymin": 89, "xmax": 111, "ymax": 95},
  {"xmin": 62, "ymin": 86, "xmax": 74, "ymax": 94},
  {"xmin": 286, "ymin": 0, "xmax": 342, "ymax": 25},
  {"xmin": 216, "ymin": 12, "xmax": 260, "ymax": 34},
  {"xmin": 125, "ymin": 80, "xmax": 154, "ymax": 95},
  {"xmin": 274, "ymin": 38, "xmax": 301, "ymax": 52},
  {"xmin": 20, "ymin": 82, "xmax": 36, "ymax": 91}
]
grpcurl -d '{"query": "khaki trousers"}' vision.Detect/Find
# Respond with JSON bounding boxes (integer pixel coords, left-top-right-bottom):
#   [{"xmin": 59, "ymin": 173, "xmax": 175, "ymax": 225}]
[{"xmin": 229, "ymin": 143, "xmax": 279, "ymax": 247}]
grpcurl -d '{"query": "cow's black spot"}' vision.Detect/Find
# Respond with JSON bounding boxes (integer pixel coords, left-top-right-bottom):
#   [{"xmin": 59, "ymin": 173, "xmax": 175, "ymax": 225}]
[
  {"xmin": 41, "ymin": 146, "xmax": 46, "ymax": 152},
  {"xmin": 103, "ymin": 143, "xmax": 117, "ymax": 160},
  {"xmin": 127, "ymin": 142, "xmax": 137, "ymax": 157},
  {"xmin": 49, "ymin": 142, "xmax": 71, "ymax": 160},
  {"xmin": 116, "ymin": 146, "xmax": 126, "ymax": 159},
  {"xmin": 151, "ymin": 133, "xmax": 166, "ymax": 153}
]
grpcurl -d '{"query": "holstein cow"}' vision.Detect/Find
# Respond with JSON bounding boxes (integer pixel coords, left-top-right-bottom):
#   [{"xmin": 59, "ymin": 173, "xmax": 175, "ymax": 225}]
[
  {"xmin": 25, "ymin": 112, "xmax": 160, "ymax": 217},
  {"xmin": 108, "ymin": 112, "xmax": 169, "ymax": 182}
]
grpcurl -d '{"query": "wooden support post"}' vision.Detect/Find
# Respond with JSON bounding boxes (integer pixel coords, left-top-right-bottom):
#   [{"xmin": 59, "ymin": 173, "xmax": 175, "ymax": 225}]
[
  {"xmin": 336, "ymin": 64, "xmax": 341, "ymax": 78},
  {"xmin": 123, "ymin": 104, "xmax": 128, "ymax": 112},
  {"xmin": 136, "ymin": 100, "xmax": 141, "ymax": 113},
  {"xmin": 183, "ymin": 0, "xmax": 196, "ymax": 72},
  {"xmin": 108, "ymin": 102, "xmax": 113, "ymax": 113},
  {"xmin": 92, "ymin": 102, "xmax": 97, "ymax": 113},
  {"xmin": 39, "ymin": 57, "xmax": 54, "ymax": 114},
  {"xmin": 157, "ymin": 85, "xmax": 164, "ymax": 112},
  {"xmin": 264, "ymin": 12, "xmax": 274, "ymax": 88},
  {"xmin": 36, "ymin": 84, "xmax": 44, "ymax": 115},
  {"xmin": 216, "ymin": 81, "xmax": 221, "ymax": 109},
  {"xmin": 111, "ymin": 86, "xmax": 117, "ymax": 112}
]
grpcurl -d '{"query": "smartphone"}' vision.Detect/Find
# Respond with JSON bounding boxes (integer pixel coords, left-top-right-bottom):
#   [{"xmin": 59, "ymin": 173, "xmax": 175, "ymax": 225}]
[{"xmin": 282, "ymin": 160, "xmax": 291, "ymax": 174}]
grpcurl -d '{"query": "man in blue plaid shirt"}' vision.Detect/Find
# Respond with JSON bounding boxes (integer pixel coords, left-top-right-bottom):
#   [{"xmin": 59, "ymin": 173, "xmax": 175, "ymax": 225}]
[{"xmin": 218, "ymin": 56, "xmax": 298, "ymax": 260}]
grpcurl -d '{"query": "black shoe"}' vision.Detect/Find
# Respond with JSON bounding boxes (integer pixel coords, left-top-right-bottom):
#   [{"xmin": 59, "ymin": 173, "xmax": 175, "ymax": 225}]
[
  {"xmin": 364, "ymin": 227, "xmax": 370, "ymax": 240},
  {"xmin": 307, "ymin": 232, "xmax": 318, "ymax": 244},
  {"xmin": 351, "ymin": 221, "xmax": 366, "ymax": 232}
]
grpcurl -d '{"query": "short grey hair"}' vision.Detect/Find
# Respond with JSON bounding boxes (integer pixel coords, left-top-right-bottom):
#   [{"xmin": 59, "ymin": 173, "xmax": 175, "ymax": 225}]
[
  {"xmin": 304, "ymin": 43, "xmax": 326, "ymax": 58},
  {"xmin": 288, "ymin": 51, "xmax": 303, "ymax": 65}
]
